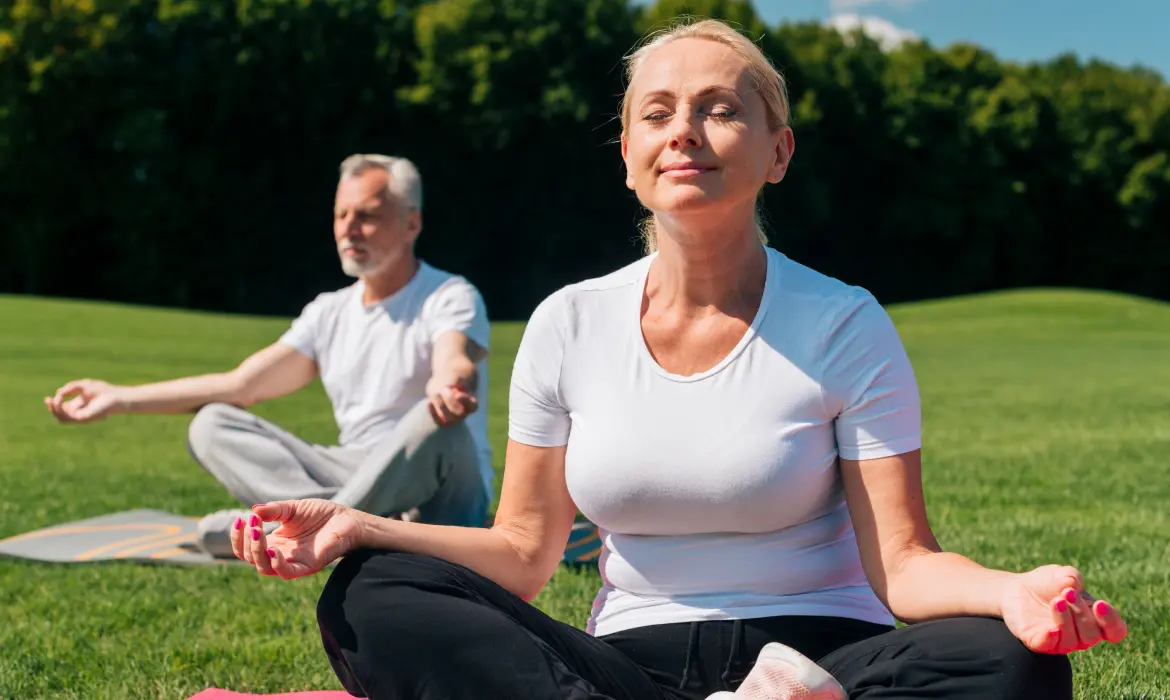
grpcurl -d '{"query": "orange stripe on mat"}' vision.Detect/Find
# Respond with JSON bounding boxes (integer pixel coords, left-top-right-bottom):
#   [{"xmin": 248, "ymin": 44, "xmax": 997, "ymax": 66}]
[
  {"xmin": 571, "ymin": 531, "xmax": 600, "ymax": 546},
  {"xmin": 77, "ymin": 526, "xmax": 183, "ymax": 561},
  {"xmin": 573, "ymin": 545, "xmax": 603, "ymax": 561},
  {"xmin": 2, "ymin": 523, "xmax": 177, "ymax": 544},
  {"xmin": 112, "ymin": 533, "xmax": 197, "ymax": 559},
  {"xmin": 149, "ymin": 547, "xmax": 194, "ymax": 560}
]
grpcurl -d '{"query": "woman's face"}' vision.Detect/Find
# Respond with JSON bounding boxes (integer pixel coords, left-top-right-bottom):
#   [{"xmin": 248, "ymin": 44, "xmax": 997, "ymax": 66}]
[{"xmin": 622, "ymin": 37, "xmax": 793, "ymax": 224}]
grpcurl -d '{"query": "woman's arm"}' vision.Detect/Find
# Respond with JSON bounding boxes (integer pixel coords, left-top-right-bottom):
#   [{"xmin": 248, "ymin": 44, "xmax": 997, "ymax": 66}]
[
  {"xmin": 353, "ymin": 440, "xmax": 577, "ymax": 601},
  {"xmin": 841, "ymin": 449, "xmax": 1127, "ymax": 654},
  {"xmin": 840, "ymin": 449, "xmax": 1015, "ymax": 622},
  {"xmin": 244, "ymin": 440, "xmax": 579, "ymax": 602}
]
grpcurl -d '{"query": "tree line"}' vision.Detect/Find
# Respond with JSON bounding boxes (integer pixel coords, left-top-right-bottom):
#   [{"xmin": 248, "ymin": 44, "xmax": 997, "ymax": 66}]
[{"xmin": 1, "ymin": 0, "xmax": 1167, "ymax": 320}]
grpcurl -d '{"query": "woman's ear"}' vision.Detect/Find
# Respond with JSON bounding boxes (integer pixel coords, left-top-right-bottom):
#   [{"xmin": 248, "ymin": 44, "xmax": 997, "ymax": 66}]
[
  {"xmin": 766, "ymin": 128, "xmax": 795, "ymax": 184},
  {"xmin": 621, "ymin": 135, "xmax": 636, "ymax": 190}
]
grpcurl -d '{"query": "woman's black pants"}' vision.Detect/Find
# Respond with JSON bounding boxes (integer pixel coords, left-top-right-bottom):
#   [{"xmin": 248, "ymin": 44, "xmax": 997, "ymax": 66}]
[{"xmin": 316, "ymin": 550, "xmax": 1073, "ymax": 700}]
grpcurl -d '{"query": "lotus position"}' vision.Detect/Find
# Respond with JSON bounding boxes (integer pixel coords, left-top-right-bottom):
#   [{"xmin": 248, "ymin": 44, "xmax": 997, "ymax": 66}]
[
  {"xmin": 45, "ymin": 154, "xmax": 494, "ymax": 557},
  {"xmin": 230, "ymin": 20, "xmax": 1126, "ymax": 699}
]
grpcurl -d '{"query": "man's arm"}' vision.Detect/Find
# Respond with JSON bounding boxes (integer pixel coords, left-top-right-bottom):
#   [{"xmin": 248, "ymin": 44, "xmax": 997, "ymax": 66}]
[
  {"xmin": 425, "ymin": 330, "xmax": 487, "ymax": 426},
  {"xmin": 45, "ymin": 343, "xmax": 318, "ymax": 423}
]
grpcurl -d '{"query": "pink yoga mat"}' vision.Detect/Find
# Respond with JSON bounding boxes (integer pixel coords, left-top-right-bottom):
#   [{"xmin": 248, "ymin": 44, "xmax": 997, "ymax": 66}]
[{"xmin": 186, "ymin": 691, "xmax": 355, "ymax": 699}]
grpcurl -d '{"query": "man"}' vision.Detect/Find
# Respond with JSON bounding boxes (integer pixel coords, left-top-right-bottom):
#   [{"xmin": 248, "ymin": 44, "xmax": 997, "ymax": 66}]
[{"xmin": 44, "ymin": 154, "xmax": 493, "ymax": 557}]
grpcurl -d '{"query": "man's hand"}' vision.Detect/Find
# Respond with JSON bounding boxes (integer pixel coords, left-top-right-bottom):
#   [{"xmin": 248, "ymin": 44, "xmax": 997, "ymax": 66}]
[
  {"xmin": 42, "ymin": 344, "xmax": 317, "ymax": 421},
  {"xmin": 425, "ymin": 377, "xmax": 478, "ymax": 427},
  {"xmin": 427, "ymin": 330, "xmax": 486, "ymax": 427},
  {"xmin": 44, "ymin": 379, "xmax": 126, "ymax": 424}
]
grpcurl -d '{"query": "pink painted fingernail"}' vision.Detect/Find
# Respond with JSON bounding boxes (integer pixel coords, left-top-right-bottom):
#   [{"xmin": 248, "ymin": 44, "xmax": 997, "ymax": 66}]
[
  {"xmin": 233, "ymin": 518, "xmax": 243, "ymax": 530},
  {"xmin": 249, "ymin": 515, "xmax": 259, "ymax": 527},
  {"xmin": 1048, "ymin": 627, "xmax": 1061, "ymax": 636},
  {"xmin": 1094, "ymin": 601, "xmax": 1111, "ymax": 616},
  {"xmin": 266, "ymin": 549, "xmax": 276, "ymax": 558},
  {"xmin": 1065, "ymin": 589, "xmax": 1078, "ymax": 604},
  {"xmin": 251, "ymin": 528, "xmax": 261, "ymax": 541},
  {"xmin": 1055, "ymin": 600, "xmax": 1068, "ymax": 613}
]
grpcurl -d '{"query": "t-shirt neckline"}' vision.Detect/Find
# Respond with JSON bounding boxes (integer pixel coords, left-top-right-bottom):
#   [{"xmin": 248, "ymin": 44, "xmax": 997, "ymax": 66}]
[
  {"xmin": 357, "ymin": 261, "xmax": 430, "ymax": 312},
  {"xmin": 632, "ymin": 246, "xmax": 777, "ymax": 384}
]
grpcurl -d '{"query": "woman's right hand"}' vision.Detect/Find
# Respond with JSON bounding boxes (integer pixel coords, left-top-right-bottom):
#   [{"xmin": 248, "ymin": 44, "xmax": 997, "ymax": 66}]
[{"xmin": 231, "ymin": 499, "xmax": 364, "ymax": 579}]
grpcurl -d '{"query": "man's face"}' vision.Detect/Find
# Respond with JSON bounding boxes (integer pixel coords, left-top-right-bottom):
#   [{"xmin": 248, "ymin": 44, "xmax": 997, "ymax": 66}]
[{"xmin": 333, "ymin": 168, "xmax": 420, "ymax": 278}]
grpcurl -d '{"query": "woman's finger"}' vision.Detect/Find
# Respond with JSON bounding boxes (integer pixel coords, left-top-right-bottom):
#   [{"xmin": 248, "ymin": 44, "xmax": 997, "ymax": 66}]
[
  {"xmin": 1092, "ymin": 600, "xmax": 1129, "ymax": 644},
  {"xmin": 1056, "ymin": 566, "xmax": 1085, "ymax": 594},
  {"xmin": 1051, "ymin": 594, "xmax": 1076, "ymax": 653},
  {"xmin": 241, "ymin": 514, "xmax": 261, "ymax": 565},
  {"xmin": 230, "ymin": 516, "xmax": 247, "ymax": 561},
  {"xmin": 253, "ymin": 501, "xmax": 293, "ymax": 524},
  {"xmin": 1066, "ymin": 589, "xmax": 1102, "ymax": 650},
  {"xmin": 248, "ymin": 516, "xmax": 275, "ymax": 576},
  {"xmin": 269, "ymin": 547, "xmax": 293, "ymax": 580}
]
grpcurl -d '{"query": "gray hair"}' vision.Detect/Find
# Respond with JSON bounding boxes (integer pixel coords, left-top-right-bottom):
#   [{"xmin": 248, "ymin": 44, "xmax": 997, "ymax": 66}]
[{"xmin": 339, "ymin": 154, "xmax": 423, "ymax": 211}]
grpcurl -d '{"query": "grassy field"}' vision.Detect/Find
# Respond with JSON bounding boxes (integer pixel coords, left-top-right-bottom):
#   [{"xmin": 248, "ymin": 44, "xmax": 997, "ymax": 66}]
[{"xmin": 1, "ymin": 289, "xmax": 1168, "ymax": 699}]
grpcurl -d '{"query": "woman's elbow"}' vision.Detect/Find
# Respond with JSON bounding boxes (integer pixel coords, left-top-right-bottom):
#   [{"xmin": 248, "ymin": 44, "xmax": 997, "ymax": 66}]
[
  {"xmin": 513, "ymin": 554, "xmax": 562, "ymax": 603},
  {"xmin": 492, "ymin": 527, "xmax": 562, "ymax": 602},
  {"xmin": 872, "ymin": 546, "xmax": 939, "ymax": 621}
]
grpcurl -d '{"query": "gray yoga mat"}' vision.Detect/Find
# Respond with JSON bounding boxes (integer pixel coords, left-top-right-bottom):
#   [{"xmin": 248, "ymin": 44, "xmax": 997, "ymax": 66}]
[
  {"xmin": 0, "ymin": 509, "xmax": 225, "ymax": 565},
  {"xmin": 0, "ymin": 510, "xmax": 603, "ymax": 567}
]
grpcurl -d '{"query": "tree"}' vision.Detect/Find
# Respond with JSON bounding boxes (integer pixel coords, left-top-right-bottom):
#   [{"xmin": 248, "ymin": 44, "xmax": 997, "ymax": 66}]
[{"xmin": 1, "ymin": 2, "xmax": 1167, "ymax": 316}]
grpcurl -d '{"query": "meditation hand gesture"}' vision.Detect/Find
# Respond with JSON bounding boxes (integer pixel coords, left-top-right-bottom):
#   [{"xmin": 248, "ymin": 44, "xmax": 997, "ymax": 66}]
[
  {"xmin": 425, "ymin": 377, "xmax": 478, "ymax": 427},
  {"xmin": 231, "ymin": 499, "xmax": 363, "ymax": 580},
  {"xmin": 44, "ymin": 379, "xmax": 123, "ymax": 423},
  {"xmin": 1000, "ymin": 564, "xmax": 1128, "ymax": 654}
]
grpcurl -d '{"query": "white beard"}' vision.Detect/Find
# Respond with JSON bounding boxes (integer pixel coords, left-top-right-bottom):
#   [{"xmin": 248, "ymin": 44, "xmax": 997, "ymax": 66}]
[
  {"xmin": 340, "ymin": 256, "xmax": 374, "ymax": 278},
  {"xmin": 339, "ymin": 246, "xmax": 384, "ymax": 278}
]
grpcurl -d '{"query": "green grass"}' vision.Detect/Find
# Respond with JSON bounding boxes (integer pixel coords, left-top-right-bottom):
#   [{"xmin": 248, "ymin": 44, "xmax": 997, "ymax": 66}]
[{"xmin": 1, "ymin": 289, "xmax": 1168, "ymax": 698}]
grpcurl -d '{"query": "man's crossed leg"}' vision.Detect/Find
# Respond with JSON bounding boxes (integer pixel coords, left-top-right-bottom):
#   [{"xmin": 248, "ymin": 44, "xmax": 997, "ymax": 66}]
[{"xmin": 188, "ymin": 400, "xmax": 487, "ymax": 557}]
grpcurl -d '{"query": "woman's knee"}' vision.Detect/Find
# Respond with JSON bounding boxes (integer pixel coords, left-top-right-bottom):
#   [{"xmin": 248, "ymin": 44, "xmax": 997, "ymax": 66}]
[
  {"xmin": 316, "ymin": 550, "xmax": 471, "ymax": 639},
  {"xmin": 997, "ymin": 635, "xmax": 1073, "ymax": 699},
  {"xmin": 939, "ymin": 617, "xmax": 1073, "ymax": 699},
  {"xmin": 315, "ymin": 550, "xmax": 500, "ymax": 694}
]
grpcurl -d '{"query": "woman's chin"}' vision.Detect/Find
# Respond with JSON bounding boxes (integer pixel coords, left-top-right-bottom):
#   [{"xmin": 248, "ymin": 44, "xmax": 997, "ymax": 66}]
[{"xmin": 650, "ymin": 189, "xmax": 734, "ymax": 219}]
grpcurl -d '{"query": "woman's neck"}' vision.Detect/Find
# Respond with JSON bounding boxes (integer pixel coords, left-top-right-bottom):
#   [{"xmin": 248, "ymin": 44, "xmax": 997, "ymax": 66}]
[{"xmin": 647, "ymin": 211, "xmax": 767, "ymax": 314}]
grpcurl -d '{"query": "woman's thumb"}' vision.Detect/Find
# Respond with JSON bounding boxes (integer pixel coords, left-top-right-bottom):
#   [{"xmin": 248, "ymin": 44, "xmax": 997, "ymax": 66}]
[{"xmin": 253, "ymin": 501, "xmax": 295, "ymax": 523}]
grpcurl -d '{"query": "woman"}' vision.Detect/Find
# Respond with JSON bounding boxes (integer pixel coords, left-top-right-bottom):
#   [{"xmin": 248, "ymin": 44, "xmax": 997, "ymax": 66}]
[{"xmin": 231, "ymin": 19, "xmax": 1127, "ymax": 700}]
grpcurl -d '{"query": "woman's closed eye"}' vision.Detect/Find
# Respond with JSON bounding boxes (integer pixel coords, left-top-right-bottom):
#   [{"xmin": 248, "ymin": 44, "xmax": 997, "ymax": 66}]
[{"xmin": 640, "ymin": 105, "xmax": 739, "ymax": 124}]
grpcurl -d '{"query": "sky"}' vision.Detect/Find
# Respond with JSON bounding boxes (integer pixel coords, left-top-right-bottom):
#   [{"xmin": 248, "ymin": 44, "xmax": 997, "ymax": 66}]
[{"xmin": 673, "ymin": 0, "xmax": 1169, "ymax": 78}]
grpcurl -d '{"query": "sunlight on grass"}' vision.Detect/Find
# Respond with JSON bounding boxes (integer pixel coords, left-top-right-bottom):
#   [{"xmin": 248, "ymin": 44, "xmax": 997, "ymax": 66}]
[{"xmin": 1, "ymin": 290, "xmax": 1167, "ymax": 698}]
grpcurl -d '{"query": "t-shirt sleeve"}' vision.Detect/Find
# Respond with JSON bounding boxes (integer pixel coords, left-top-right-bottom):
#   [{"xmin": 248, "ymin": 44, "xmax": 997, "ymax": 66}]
[
  {"xmin": 427, "ymin": 279, "xmax": 491, "ymax": 352},
  {"xmin": 508, "ymin": 291, "xmax": 571, "ymax": 447},
  {"xmin": 278, "ymin": 295, "xmax": 327, "ymax": 361},
  {"xmin": 822, "ymin": 291, "xmax": 922, "ymax": 461}
]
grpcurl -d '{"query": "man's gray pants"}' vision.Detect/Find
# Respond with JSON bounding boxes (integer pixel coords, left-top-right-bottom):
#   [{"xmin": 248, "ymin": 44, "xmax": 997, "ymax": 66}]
[{"xmin": 186, "ymin": 400, "xmax": 488, "ymax": 556}]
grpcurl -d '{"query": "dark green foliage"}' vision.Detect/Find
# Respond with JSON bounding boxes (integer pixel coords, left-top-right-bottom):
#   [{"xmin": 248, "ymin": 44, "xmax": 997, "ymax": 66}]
[{"xmin": 1, "ymin": 1, "xmax": 1167, "ymax": 318}]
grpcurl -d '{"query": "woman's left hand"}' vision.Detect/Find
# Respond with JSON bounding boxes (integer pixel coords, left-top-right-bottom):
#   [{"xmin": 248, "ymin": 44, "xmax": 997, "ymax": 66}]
[{"xmin": 1000, "ymin": 564, "xmax": 1128, "ymax": 654}]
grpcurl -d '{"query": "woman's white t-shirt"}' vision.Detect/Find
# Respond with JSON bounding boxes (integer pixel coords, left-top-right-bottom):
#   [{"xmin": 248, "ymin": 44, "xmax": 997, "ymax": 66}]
[{"xmin": 508, "ymin": 247, "xmax": 922, "ymax": 637}]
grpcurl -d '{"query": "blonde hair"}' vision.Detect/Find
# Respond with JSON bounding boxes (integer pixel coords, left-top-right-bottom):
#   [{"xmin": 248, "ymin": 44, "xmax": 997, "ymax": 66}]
[{"xmin": 620, "ymin": 18, "xmax": 791, "ymax": 254}]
